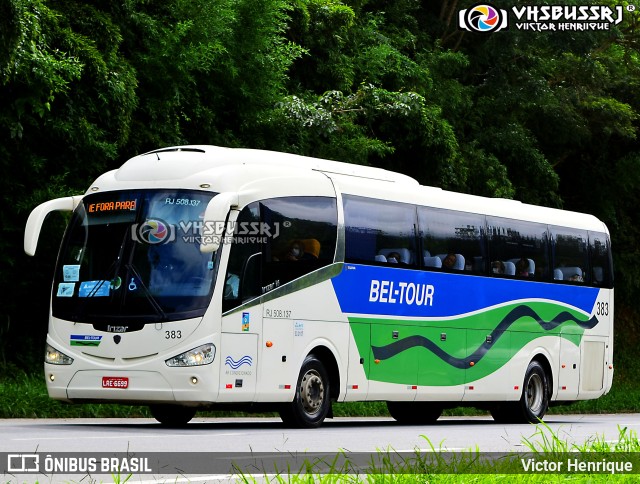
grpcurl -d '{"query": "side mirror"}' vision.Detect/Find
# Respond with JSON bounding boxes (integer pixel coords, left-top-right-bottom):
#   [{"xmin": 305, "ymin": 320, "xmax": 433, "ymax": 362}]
[
  {"xmin": 200, "ymin": 192, "xmax": 239, "ymax": 253},
  {"xmin": 24, "ymin": 196, "xmax": 83, "ymax": 256}
]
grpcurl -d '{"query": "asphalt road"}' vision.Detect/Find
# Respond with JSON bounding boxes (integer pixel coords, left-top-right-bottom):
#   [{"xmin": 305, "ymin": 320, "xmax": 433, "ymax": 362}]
[{"xmin": 1, "ymin": 414, "xmax": 638, "ymax": 482}]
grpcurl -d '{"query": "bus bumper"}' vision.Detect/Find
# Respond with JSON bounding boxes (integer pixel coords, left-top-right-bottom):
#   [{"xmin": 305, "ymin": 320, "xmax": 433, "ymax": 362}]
[{"xmin": 46, "ymin": 368, "xmax": 219, "ymax": 404}]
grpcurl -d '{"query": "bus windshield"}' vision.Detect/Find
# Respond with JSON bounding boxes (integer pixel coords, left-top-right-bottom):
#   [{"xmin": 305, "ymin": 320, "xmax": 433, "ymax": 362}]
[{"xmin": 52, "ymin": 189, "xmax": 217, "ymax": 326}]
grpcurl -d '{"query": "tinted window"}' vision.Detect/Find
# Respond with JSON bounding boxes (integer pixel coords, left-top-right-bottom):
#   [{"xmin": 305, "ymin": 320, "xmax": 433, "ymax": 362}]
[
  {"xmin": 551, "ymin": 227, "xmax": 589, "ymax": 284},
  {"xmin": 262, "ymin": 196, "xmax": 337, "ymax": 289},
  {"xmin": 342, "ymin": 194, "xmax": 610, "ymax": 288},
  {"xmin": 223, "ymin": 197, "xmax": 337, "ymax": 312},
  {"xmin": 487, "ymin": 218, "xmax": 549, "ymax": 280},
  {"xmin": 223, "ymin": 203, "xmax": 262, "ymax": 312},
  {"xmin": 589, "ymin": 232, "xmax": 613, "ymax": 288},
  {"xmin": 419, "ymin": 208, "xmax": 486, "ymax": 272},
  {"xmin": 52, "ymin": 190, "xmax": 217, "ymax": 325},
  {"xmin": 344, "ymin": 195, "xmax": 417, "ymax": 267}
]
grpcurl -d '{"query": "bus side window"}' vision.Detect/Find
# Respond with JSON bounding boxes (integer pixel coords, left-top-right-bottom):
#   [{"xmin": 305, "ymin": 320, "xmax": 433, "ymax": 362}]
[
  {"xmin": 487, "ymin": 217, "xmax": 549, "ymax": 280},
  {"xmin": 551, "ymin": 227, "xmax": 589, "ymax": 285},
  {"xmin": 344, "ymin": 195, "xmax": 417, "ymax": 267},
  {"xmin": 589, "ymin": 232, "xmax": 613, "ymax": 288},
  {"xmin": 261, "ymin": 196, "xmax": 337, "ymax": 291},
  {"xmin": 419, "ymin": 207, "xmax": 485, "ymax": 273}
]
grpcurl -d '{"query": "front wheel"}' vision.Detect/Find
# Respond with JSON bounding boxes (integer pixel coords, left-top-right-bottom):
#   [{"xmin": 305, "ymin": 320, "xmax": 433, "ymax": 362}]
[
  {"xmin": 149, "ymin": 404, "xmax": 197, "ymax": 426},
  {"xmin": 279, "ymin": 355, "xmax": 331, "ymax": 428}
]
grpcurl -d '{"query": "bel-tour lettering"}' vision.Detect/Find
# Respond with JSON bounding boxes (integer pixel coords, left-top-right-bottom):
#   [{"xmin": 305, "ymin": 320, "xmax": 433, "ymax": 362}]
[{"xmin": 369, "ymin": 279, "xmax": 435, "ymax": 306}]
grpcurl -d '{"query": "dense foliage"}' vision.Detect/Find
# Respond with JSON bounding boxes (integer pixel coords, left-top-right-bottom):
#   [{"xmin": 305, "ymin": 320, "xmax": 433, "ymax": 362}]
[{"xmin": 1, "ymin": 0, "xmax": 639, "ymax": 369}]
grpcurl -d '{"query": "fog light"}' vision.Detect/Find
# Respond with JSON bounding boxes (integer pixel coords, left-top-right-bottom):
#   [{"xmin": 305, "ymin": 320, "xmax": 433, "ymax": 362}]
[
  {"xmin": 191, "ymin": 376, "xmax": 198, "ymax": 384},
  {"xmin": 49, "ymin": 374, "xmax": 55, "ymax": 382}
]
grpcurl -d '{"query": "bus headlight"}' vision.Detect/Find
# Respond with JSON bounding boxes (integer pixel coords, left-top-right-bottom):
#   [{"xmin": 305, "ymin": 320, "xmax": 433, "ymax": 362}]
[
  {"xmin": 165, "ymin": 343, "xmax": 215, "ymax": 367},
  {"xmin": 45, "ymin": 344, "xmax": 74, "ymax": 365}
]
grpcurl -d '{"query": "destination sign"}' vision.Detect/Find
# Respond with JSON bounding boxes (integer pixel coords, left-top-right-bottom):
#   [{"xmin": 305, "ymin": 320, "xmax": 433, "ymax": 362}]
[{"xmin": 87, "ymin": 200, "xmax": 137, "ymax": 213}]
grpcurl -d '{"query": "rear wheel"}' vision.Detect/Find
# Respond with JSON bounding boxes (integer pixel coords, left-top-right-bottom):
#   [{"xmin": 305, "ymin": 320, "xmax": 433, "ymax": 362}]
[
  {"xmin": 387, "ymin": 401, "xmax": 442, "ymax": 424},
  {"xmin": 279, "ymin": 355, "xmax": 331, "ymax": 428},
  {"xmin": 490, "ymin": 360, "xmax": 549, "ymax": 424},
  {"xmin": 149, "ymin": 404, "xmax": 197, "ymax": 426},
  {"xmin": 521, "ymin": 360, "xmax": 549, "ymax": 423}
]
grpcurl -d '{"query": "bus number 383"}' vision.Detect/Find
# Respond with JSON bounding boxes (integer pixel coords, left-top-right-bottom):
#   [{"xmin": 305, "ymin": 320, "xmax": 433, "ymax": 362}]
[{"xmin": 596, "ymin": 302, "xmax": 609, "ymax": 316}]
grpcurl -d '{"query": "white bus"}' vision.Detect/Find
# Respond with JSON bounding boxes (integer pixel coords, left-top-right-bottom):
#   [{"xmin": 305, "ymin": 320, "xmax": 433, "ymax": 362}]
[{"xmin": 25, "ymin": 145, "xmax": 613, "ymax": 427}]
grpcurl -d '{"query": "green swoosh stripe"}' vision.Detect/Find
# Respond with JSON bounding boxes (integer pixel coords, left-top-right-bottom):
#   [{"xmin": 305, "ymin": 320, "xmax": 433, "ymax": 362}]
[
  {"xmin": 348, "ymin": 301, "xmax": 593, "ymax": 386},
  {"xmin": 371, "ymin": 305, "xmax": 597, "ymax": 368}
]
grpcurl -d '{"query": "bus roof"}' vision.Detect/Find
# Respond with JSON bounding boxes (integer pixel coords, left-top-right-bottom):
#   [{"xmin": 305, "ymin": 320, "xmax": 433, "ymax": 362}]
[
  {"xmin": 113, "ymin": 145, "xmax": 419, "ymax": 185},
  {"xmin": 93, "ymin": 145, "xmax": 606, "ymax": 234}
]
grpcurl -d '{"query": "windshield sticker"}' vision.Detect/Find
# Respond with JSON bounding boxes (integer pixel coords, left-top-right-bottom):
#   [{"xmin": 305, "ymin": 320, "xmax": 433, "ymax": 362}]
[
  {"xmin": 110, "ymin": 276, "xmax": 122, "ymax": 290},
  {"xmin": 56, "ymin": 282, "xmax": 75, "ymax": 297},
  {"xmin": 63, "ymin": 264, "xmax": 80, "ymax": 282},
  {"xmin": 70, "ymin": 335, "xmax": 102, "ymax": 347},
  {"xmin": 164, "ymin": 197, "xmax": 201, "ymax": 207},
  {"xmin": 128, "ymin": 277, "xmax": 138, "ymax": 291},
  {"xmin": 78, "ymin": 280, "xmax": 110, "ymax": 297}
]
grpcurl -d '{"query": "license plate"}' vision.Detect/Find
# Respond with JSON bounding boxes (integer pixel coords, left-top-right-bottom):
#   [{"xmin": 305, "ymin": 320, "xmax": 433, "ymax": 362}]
[{"xmin": 102, "ymin": 376, "xmax": 129, "ymax": 389}]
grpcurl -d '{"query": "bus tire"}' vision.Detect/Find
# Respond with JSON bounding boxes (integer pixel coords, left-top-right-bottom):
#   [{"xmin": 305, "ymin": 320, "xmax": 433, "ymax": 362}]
[
  {"xmin": 149, "ymin": 404, "xmax": 196, "ymax": 426},
  {"xmin": 520, "ymin": 360, "xmax": 549, "ymax": 423},
  {"xmin": 490, "ymin": 360, "xmax": 549, "ymax": 424},
  {"xmin": 387, "ymin": 401, "xmax": 442, "ymax": 424},
  {"xmin": 279, "ymin": 355, "xmax": 331, "ymax": 428}
]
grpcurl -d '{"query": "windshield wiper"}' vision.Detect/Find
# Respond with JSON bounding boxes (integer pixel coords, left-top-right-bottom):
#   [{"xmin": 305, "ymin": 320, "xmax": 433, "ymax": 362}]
[
  {"xmin": 72, "ymin": 228, "xmax": 130, "ymax": 320},
  {"xmin": 126, "ymin": 263, "xmax": 168, "ymax": 321}
]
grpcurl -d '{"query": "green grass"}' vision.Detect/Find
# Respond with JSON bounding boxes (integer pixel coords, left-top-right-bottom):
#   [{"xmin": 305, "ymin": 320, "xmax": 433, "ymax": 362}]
[
  {"xmin": 0, "ymin": 364, "xmax": 149, "ymax": 418},
  {"xmin": 233, "ymin": 424, "xmax": 640, "ymax": 482}
]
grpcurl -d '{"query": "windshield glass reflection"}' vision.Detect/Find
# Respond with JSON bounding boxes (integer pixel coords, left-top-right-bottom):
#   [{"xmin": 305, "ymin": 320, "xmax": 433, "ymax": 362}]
[{"xmin": 52, "ymin": 190, "xmax": 217, "ymax": 325}]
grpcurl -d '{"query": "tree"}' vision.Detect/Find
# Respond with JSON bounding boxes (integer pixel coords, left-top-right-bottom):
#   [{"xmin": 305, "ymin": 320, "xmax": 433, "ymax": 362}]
[
  {"xmin": 2, "ymin": 0, "xmax": 640, "ymax": 369},
  {"xmin": 0, "ymin": 0, "xmax": 303, "ymax": 368}
]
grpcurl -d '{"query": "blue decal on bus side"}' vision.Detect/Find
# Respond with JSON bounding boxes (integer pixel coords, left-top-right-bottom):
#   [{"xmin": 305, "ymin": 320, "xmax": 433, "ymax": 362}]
[{"xmin": 331, "ymin": 264, "xmax": 599, "ymax": 317}]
